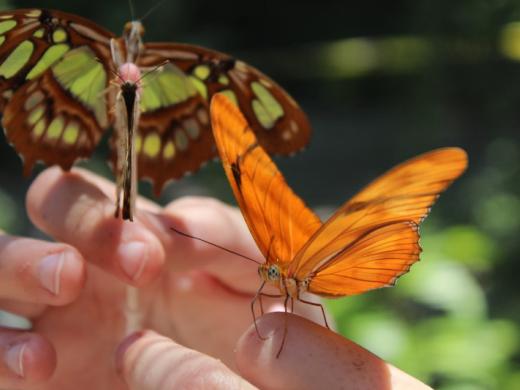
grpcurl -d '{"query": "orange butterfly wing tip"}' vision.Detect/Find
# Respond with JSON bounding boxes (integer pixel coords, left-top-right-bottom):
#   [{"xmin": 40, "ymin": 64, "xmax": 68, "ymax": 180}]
[{"xmin": 421, "ymin": 146, "xmax": 468, "ymax": 173}]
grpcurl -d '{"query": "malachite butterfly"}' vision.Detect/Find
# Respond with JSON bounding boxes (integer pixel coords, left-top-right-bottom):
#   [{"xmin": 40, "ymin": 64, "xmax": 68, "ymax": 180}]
[{"xmin": 0, "ymin": 9, "xmax": 311, "ymax": 220}]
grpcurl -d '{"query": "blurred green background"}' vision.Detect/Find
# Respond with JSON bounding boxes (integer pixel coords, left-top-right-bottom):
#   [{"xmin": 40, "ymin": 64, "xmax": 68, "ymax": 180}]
[{"xmin": 0, "ymin": 1, "xmax": 519, "ymax": 388}]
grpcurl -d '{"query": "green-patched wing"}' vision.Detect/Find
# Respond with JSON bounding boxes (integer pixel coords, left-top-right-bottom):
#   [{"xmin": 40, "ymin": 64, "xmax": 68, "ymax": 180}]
[
  {"xmin": 127, "ymin": 41, "xmax": 312, "ymax": 194},
  {"xmin": 140, "ymin": 42, "xmax": 312, "ymax": 156},
  {"xmin": 0, "ymin": 8, "xmax": 114, "ymax": 173}
]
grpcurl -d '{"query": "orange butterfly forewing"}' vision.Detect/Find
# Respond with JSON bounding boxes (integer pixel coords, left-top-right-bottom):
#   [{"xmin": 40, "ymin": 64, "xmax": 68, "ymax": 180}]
[
  {"xmin": 210, "ymin": 94, "xmax": 321, "ymax": 267},
  {"xmin": 211, "ymin": 93, "xmax": 468, "ymax": 301}
]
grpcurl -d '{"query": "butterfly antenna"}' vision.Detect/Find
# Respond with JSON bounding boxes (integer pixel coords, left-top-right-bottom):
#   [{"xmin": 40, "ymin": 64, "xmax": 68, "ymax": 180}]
[
  {"xmin": 140, "ymin": 0, "xmax": 167, "ymax": 22},
  {"xmin": 111, "ymin": 68, "xmax": 126, "ymax": 84},
  {"xmin": 138, "ymin": 60, "xmax": 170, "ymax": 83},
  {"xmin": 170, "ymin": 227, "xmax": 262, "ymax": 265},
  {"xmin": 128, "ymin": 0, "xmax": 136, "ymax": 20},
  {"xmin": 95, "ymin": 56, "xmax": 125, "ymax": 83},
  {"xmin": 110, "ymin": 68, "xmax": 126, "ymax": 84}
]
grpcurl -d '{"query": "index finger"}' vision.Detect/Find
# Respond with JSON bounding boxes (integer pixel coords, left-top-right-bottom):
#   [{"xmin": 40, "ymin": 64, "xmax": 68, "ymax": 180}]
[{"xmin": 26, "ymin": 167, "xmax": 165, "ymax": 286}]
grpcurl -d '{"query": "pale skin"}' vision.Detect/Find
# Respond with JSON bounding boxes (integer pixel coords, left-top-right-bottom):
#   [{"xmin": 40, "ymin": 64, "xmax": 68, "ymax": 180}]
[{"xmin": 0, "ymin": 167, "xmax": 431, "ymax": 389}]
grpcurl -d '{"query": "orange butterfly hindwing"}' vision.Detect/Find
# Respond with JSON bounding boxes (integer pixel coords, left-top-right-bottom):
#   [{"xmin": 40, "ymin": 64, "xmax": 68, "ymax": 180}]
[{"xmin": 210, "ymin": 93, "xmax": 468, "ymax": 299}]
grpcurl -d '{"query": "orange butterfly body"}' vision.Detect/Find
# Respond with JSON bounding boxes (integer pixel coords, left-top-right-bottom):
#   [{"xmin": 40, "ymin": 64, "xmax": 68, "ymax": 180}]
[{"xmin": 210, "ymin": 94, "xmax": 468, "ymax": 346}]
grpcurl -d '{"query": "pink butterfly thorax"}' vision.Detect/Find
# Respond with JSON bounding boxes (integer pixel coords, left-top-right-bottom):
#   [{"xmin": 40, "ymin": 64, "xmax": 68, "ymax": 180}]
[{"xmin": 118, "ymin": 62, "xmax": 142, "ymax": 91}]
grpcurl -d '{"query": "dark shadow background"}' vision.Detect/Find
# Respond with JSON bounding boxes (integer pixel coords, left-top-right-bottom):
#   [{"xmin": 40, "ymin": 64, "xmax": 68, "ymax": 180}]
[{"xmin": 0, "ymin": 1, "xmax": 519, "ymax": 388}]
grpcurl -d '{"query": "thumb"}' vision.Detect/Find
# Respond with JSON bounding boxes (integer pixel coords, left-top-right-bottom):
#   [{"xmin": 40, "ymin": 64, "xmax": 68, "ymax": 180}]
[
  {"xmin": 235, "ymin": 313, "xmax": 432, "ymax": 390},
  {"xmin": 115, "ymin": 330, "xmax": 257, "ymax": 390}
]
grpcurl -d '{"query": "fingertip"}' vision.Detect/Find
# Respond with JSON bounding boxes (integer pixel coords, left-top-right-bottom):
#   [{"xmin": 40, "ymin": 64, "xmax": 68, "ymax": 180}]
[
  {"xmin": 115, "ymin": 225, "xmax": 165, "ymax": 286},
  {"xmin": 26, "ymin": 168, "xmax": 114, "ymax": 248},
  {"xmin": 1, "ymin": 333, "xmax": 56, "ymax": 384},
  {"xmin": 236, "ymin": 313, "xmax": 401, "ymax": 390},
  {"xmin": 38, "ymin": 246, "xmax": 86, "ymax": 303},
  {"xmin": 81, "ymin": 216, "xmax": 165, "ymax": 286},
  {"xmin": 0, "ymin": 236, "xmax": 86, "ymax": 306},
  {"xmin": 17, "ymin": 335, "xmax": 57, "ymax": 381},
  {"xmin": 235, "ymin": 313, "xmax": 291, "ymax": 383},
  {"xmin": 114, "ymin": 330, "xmax": 147, "ymax": 373}
]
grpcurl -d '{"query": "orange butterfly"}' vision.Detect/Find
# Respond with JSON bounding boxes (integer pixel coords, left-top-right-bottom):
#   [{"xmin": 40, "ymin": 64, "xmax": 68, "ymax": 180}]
[{"xmin": 209, "ymin": 94, "xmax": 468, "ymax": 356}]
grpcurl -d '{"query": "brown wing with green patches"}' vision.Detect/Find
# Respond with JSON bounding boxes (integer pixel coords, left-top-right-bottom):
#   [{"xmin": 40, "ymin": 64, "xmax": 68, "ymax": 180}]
[
  {"xmin": 141, "ymin": 42, "xmax": 312, "ymax": 156},
  {"xmin": 0, "ymin": 9, "xmax": 114, "ymax": 173},
  {"xmin": 136, "ymin": 100, "xmax": 215, "ymax": 195}
]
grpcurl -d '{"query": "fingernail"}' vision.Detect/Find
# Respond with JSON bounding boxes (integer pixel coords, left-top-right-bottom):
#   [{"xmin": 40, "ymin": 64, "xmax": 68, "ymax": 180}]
[
  {"xmin": 118, "ymin": 242, "xmax": 147, "ymax": 281},
  {"xmin": 5, "ymin": 342, "xmax": 26, "ymax": 377},
  {"xmin": 38, "ymin": 252, "xmax": 66, "ymax": 295}
]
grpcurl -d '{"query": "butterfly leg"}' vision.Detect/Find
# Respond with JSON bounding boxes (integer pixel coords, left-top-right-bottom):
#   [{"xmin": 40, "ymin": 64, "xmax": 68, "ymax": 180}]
[
  {"xmin": 251, "ymin": 282, "xmax": 286, "ymax": 343},
  {"xmin": 253, "ymin": 279, "xmax": 284, "ymax": 316},
  {"xmin": 297, "ymin": 297, "xmax": 330, "ymax": 330},
  {"xmin": 258, "ymin": 291, "xmax": 284, "ymax": 315},
  {"xmin": 251, "ymin": 281, "xmax": 268, "ymax": 340},
  {"xmin": 258, "ymin": 293, "xmax": 265, "ymax": 315},
  {"xmin": 276, "ymin": 295, "xmax": 291, "ymax": 358}
]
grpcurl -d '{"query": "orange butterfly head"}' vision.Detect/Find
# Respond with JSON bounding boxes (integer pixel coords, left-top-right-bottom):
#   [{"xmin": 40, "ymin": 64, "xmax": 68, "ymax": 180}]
[
  {"xmin": 258, "ymin": 263, "xmax": 280, "ymax": 283},
  {"xmin": 258, "ymin": 263, "xmax": 302, "ymax": 298}
]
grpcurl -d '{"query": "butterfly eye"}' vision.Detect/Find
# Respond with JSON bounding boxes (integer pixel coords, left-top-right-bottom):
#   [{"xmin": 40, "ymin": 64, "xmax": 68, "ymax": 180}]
[
  {"xmin": 123, "ymin": 21, "xmax": 133, "ymax": 35},
  {"xmin": 267, "ymin": 265, "xmax": 280, "ymax": 281}
]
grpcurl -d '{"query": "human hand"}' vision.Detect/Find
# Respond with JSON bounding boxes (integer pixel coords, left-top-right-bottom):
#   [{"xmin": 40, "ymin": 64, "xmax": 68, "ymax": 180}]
[
  {"xmin": 116, "ymin": 314, "xmax": 431, "ymax": 389},
  {"xmin": 0, "ymin": 166, "xmax": 321, "ymax": 389},
  {"xmin": 0, "ymin": 167, "xmax": 431, "ymax": 389}
]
